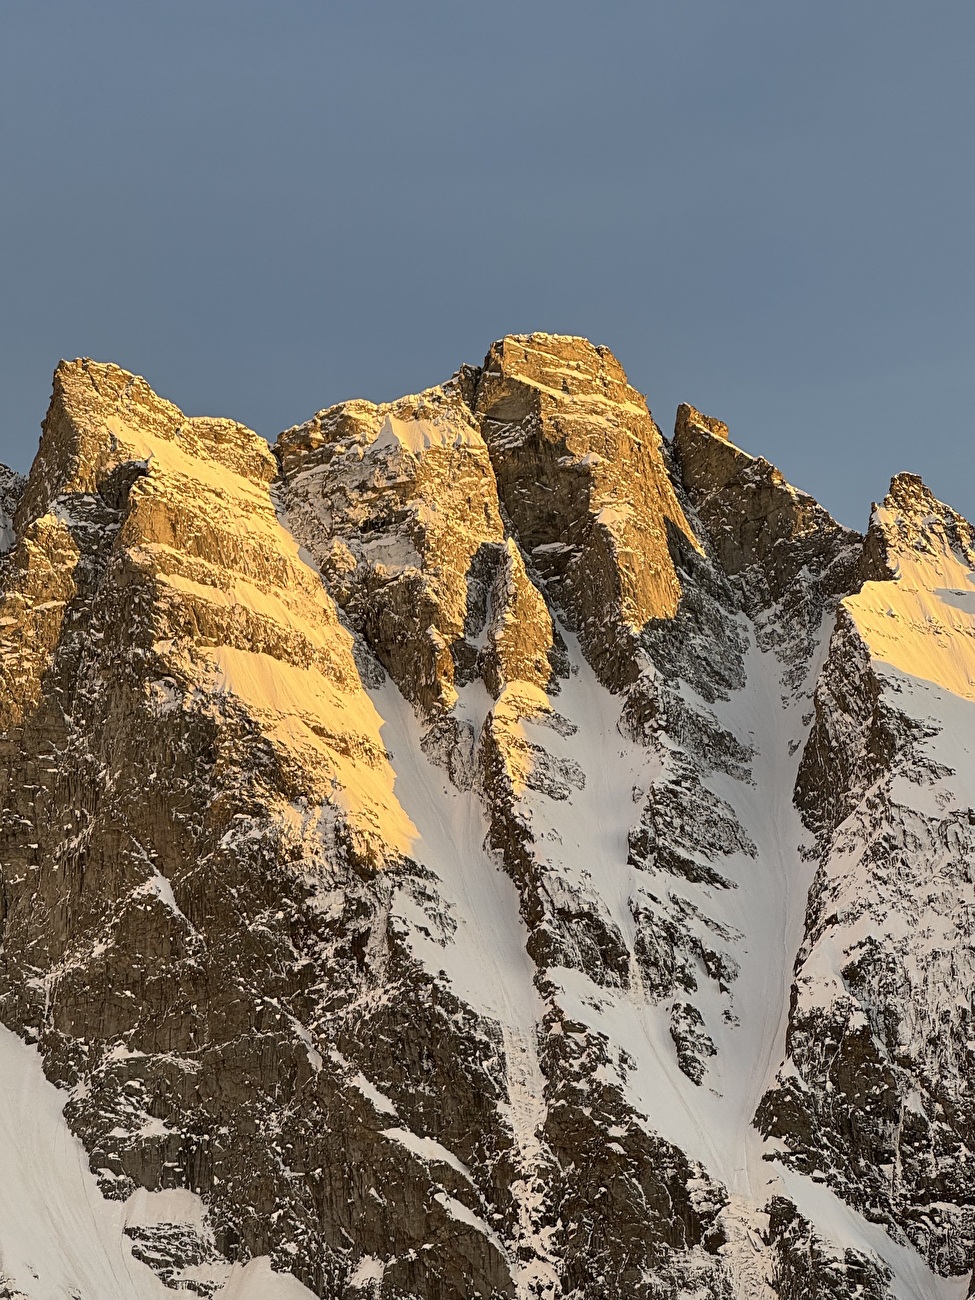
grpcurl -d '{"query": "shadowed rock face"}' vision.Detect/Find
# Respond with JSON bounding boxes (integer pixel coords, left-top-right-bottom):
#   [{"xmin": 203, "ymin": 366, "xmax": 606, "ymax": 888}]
[
  {"xmin": 762, "ymin": 473, "xmax": 975, "ymax": 1279},
  {"xmin": 673, "ymin": 400, "xmax": 863, "ymax": 689},
  {"xmin": 0, "ymin": 360, "xmax": 519, "ymax": 1298},
  {"xmin": 0, "ymin": 341, "xmax": 971, "ymax": 1300}
]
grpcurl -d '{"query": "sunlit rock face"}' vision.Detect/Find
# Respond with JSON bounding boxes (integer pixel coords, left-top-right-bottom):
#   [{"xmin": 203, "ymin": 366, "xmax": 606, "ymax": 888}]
[
  {"xmin": 276, "ymin": 381, "xmax": 543, "ymax": 719},
  {"xmin": 472, "ymin": 334, "xmax": 699, "ymax": 690},
  {"xmin": 0, "ymin": 337, "xmax": 972, "ymax": 1300},
  {"xmin": 762, "ymin": 472, "xmax": 975, "ymax": 1278}
]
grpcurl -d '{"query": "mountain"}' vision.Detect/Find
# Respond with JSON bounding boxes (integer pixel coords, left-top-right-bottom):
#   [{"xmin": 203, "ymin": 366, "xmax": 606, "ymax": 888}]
[{"xmin": 0, "ymin": 334, "xmax": 972, "ymax": 1299}]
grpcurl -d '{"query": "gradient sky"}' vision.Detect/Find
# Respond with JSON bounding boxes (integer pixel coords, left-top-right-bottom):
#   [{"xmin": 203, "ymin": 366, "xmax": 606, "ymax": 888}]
[{"xmin": 2, "ymin": 2, "xmax": 973, "ymax": 529}]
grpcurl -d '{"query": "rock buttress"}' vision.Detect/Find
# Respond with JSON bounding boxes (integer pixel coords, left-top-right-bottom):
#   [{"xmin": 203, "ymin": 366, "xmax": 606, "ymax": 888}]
[
  {"xmin": 0, "ymin": 359, "xmax": 518, "ymax": 1298},
  {"xmin": 473, "ymin": 334, "xmax": 699, "ymax": 690},
  {"xmin": 762, "ymin": 474, "xmax": 975, "ymax": 1279}
]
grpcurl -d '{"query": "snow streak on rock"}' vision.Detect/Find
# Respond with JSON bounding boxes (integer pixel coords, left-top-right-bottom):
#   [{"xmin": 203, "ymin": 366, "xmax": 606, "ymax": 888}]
[
  {"xmin": 0, "ymin": 338, "xmax": 973, "ymax": 1298},
  {"xmin": 763, "ymin": 473, "xmax": 975, "ymax": 1290}
]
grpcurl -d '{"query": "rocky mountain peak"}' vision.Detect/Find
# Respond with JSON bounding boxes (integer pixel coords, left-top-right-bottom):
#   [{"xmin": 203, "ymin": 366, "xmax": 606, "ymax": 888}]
[
  {"xmin": 474, "ymin": 332, "xmax": 638, "ymax": 414},
  {"xmin": 670, "ymin": 402, "xmax": 862, "ymax": 698},
  {"xmin": 471, "ymin": 332, "xmax": 699, "ymax": 690},
  {"xmin": 860, "ymin": 469, "xmax": 975, "ymax": 582},
  {"xmin": 19, "ymin": 357, "xmax": 277, "ymax": 525},
  {"xmin": 0, "ymin": 340, "xmax": 973, "ymax": 1300},
  {"xmin": 674, "ymin": 401, "xmax": 730, "ymax": 443},
  {"xmin": 674, "ymin": 403, "xmax": 860, "ymax": 588},
  {"xmin": 274, "ymin": 379, "xmax": 554, "ymax": 718}
]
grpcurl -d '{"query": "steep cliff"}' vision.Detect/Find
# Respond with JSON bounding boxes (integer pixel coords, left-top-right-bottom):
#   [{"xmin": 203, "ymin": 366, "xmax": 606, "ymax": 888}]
[
  {"xmin": 0, "ymin": 337, "xmax": 971, "ymax": 1300},
  {"xmin": 762, "ymin": 472, "xmax": 975, "ymax": 1281}
]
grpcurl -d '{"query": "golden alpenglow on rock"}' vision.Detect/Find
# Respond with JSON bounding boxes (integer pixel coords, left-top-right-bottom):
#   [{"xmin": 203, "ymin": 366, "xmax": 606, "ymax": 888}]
[{"xmin": 0, "ymin": 334, "xmax": 971, "ymax": 1300}]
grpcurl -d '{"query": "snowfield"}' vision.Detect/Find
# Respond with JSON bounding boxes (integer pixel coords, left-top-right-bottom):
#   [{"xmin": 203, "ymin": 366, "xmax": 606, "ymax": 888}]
[{"xmin": 0, "ymin": 1028, "xmax": 316, "ymax": 1299}]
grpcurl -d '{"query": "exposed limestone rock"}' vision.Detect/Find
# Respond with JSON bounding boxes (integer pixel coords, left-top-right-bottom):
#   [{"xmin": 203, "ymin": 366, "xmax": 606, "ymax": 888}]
[
  {"xmin": 0, "ymin": 343, "xmax": 972, "ymax": 1300},
  {"xmin": 669, "ymin": 1000, "xmax": 717, "ymax": 1085},
  {"xmin": 273, "ymin": 351, "xmax": 745, "ymax": 1295},
  {"xmin": 673, "ymin": 400, "xmax": 862, "ymax": 689},
  {"xmin": 277, "ymin": 382, "xmax": 558, "ymax": 719},
  {"xmin": 762, "ymin": 474, "xmax": 975, "ymax": 1280},
  {"xmin": 0, "ymin": 360, "xmax": 520, "ymax": 1298},
  {"xmin": 859, "ymin": 470, "xmax": 975, "ymax": 583},
  {"xmin": 473, "ymin": 334, "xmax": 699, "ymax": 690},
  {"xmin": 674, "ymin": 402, "xmax": 730, "ymax": 445},
  {"xmin": 480, "ymin": 538, "xmax": 558, "ymax": 697}
]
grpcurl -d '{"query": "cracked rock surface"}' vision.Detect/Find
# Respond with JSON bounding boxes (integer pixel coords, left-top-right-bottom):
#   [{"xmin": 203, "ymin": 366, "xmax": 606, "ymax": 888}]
[{"xmin": 0, "ymin": 337, "xmax": 971, "ymax": 1299}]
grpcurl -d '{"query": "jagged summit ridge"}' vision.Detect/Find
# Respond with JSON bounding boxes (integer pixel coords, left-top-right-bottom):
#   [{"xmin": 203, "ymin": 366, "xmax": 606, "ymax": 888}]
[{"xmin": 0, "ymin": 335, "xmax": 971, "ymax": 1300}]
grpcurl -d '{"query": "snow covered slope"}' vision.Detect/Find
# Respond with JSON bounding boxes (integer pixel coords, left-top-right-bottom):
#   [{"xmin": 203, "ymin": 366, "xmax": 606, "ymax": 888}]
[
  {"xmin": 0, "ymin": 1026, "xmax": 316, "ymax": 1300},
  {"xmin": 762, "ymin": 473, "xmax": 975, "ymax": 1287},
  {"xmin": 0, "ymin": 338, "xmax": 973, "ymax": 1298}
]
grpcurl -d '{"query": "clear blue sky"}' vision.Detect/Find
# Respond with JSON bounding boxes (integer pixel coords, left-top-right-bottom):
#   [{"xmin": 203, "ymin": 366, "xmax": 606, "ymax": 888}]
[{"xmin": 2, "ymin": 1, "xmax": 973, "ymax": 529}]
